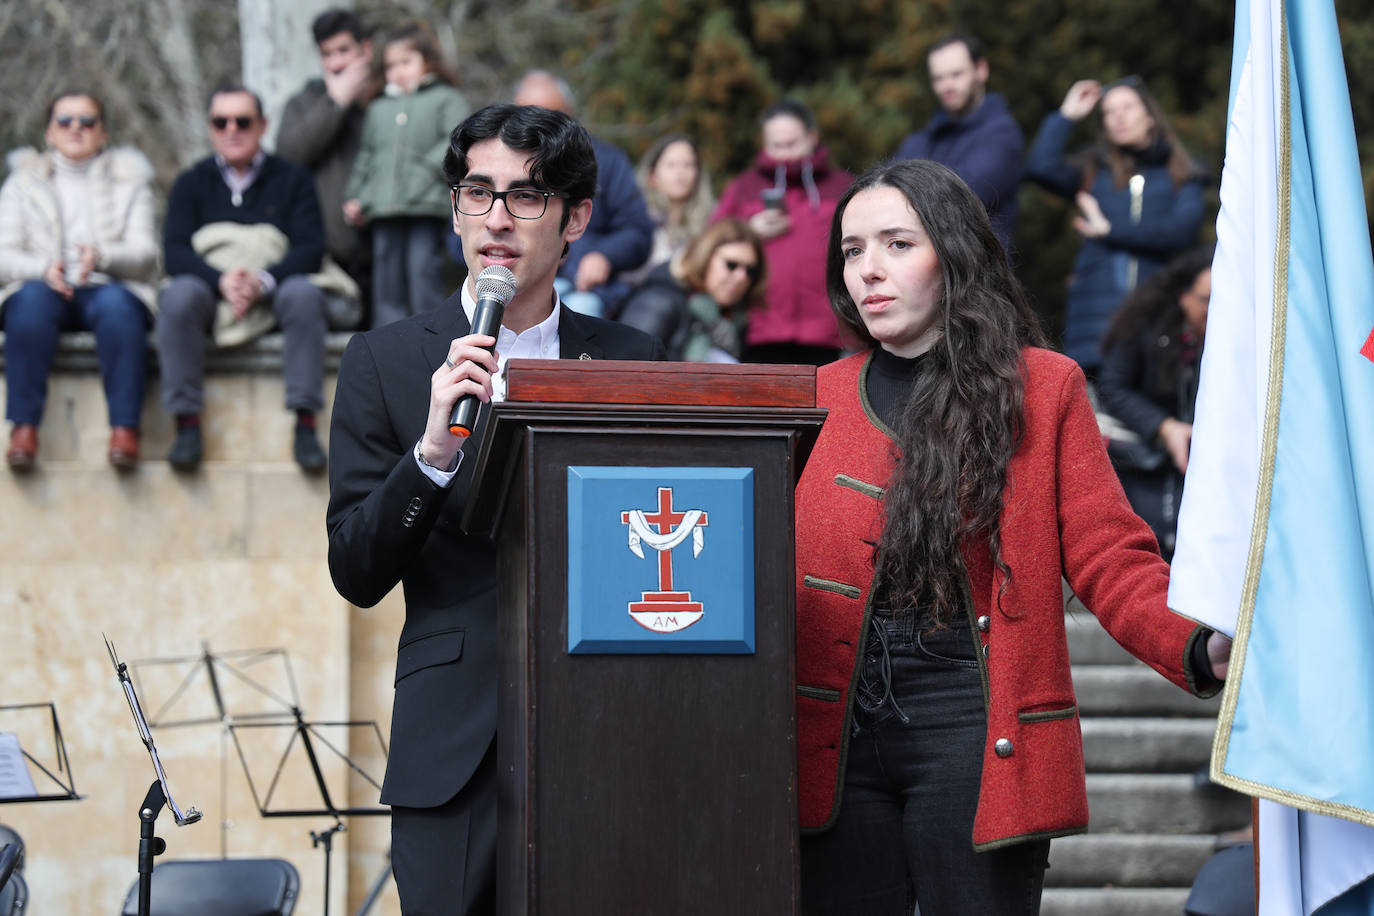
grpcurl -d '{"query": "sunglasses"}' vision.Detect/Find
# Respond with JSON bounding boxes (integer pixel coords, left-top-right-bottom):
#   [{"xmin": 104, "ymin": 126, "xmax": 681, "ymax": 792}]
[
  {"xmin": 54, "ymin": 115, "xmax": 99, "ymax": 130},
  {"xmin": 723, "ymin": 258, "xmax": 760, "ymax": 279},
  {"xmin": 210, "ymin": 115, "xmax": 256, "ymax": 131}
]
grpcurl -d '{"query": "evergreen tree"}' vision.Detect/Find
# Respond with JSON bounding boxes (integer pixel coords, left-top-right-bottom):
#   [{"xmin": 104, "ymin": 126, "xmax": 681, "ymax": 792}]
[{"xmin": 567, "ymin": 0, "xmax": 1371, "ymax": 340}]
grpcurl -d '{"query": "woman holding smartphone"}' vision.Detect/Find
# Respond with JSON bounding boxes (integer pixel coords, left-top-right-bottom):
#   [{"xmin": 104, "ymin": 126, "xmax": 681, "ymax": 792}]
[{"xmin": 712, "ymin": 99, "xmax": 852, "ymax": 365}]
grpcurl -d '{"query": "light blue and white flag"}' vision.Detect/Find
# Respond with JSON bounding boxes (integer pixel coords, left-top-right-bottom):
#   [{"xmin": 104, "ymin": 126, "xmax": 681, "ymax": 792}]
[{"xmin": 1167, "ymin": 0, "xmax": 1374, "ymax": 913}]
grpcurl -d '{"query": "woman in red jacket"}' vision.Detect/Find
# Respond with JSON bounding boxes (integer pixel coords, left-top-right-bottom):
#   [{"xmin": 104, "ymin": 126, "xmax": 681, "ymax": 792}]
[{"xmin": 794, "ymin": 158, "xmax": 1230, "ymax": 914}]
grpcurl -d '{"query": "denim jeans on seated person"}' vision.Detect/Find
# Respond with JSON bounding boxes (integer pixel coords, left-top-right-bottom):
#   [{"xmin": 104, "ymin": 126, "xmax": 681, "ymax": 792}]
[
  {"xmin": 3, "ymin": 280, "xmax": 148, "ymax": 428},
  {"xmin": 801, "ymin": 612, "xmax": 1050, "ymax": 915}
]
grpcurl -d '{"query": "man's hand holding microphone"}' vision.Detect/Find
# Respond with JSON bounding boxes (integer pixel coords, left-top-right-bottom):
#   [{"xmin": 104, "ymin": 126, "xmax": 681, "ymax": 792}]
[{"xmin": 419, "ymin": 266, "xmax": 516, "ymax": 471}]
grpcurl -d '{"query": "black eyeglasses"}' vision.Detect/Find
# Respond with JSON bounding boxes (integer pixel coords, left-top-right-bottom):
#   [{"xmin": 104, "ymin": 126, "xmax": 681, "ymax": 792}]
[
  {"xmin": 210, "ymin": 116, "xmax": 256, "ymax": 132},
  {"xmin": 451, "ymin": 184, "xmax": 563, "ymax": 220},
  {"xmin": 54, "ymin": 115, "xmax": 100, "ymax": 130},
  {"xmin": 723, "ymin": 258, "xmax": 760, "ymax": 279}
]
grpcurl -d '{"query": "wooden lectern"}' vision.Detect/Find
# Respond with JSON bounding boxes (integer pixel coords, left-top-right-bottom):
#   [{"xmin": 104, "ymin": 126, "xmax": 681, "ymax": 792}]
[{"xmin": 463, "ymin": 360, "xmax": 826, "ymax": 915}]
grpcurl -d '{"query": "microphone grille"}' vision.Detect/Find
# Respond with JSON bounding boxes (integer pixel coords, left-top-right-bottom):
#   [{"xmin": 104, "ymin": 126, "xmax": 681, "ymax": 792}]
[{"xmin": 475, "ymin": 265, "xmax": 517, "ymax": 305}]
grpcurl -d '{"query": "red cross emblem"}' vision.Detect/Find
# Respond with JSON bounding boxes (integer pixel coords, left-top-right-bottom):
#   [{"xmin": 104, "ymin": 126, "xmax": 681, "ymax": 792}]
[{"xmin": 621, "ymin": 487, "xmax": 709, "ymax": 632}]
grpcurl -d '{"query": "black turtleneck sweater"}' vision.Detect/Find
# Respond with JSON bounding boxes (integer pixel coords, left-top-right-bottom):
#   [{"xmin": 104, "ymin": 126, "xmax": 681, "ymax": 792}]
[{"xmin": 864, "ymin": 345, "xmax": 930, "ymax": 432}]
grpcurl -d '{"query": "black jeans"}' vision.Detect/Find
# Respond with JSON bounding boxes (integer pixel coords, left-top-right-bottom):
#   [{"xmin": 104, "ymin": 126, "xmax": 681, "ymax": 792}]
[{"xmin": 801, "ymin": 615, "xmax": 1050, "ymax": 915}]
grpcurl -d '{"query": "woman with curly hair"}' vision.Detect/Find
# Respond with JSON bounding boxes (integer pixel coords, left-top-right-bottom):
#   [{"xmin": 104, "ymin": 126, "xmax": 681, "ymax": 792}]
[
  {"xmin": 1026, "ymin": 76, "xmax": 1206, "ymax": 377},
  {"xmin": 1096, "ymin": 245, "xmax": 1214, "ymax": 559},
  {"xmin": 793, "ymin": 159, "xmax": 1229, "ymax": 913}
]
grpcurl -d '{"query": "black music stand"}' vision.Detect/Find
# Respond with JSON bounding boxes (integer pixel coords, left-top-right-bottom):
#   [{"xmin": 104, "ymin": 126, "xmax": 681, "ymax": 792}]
[
  {"xmin": 131, "ymin": 643, "xmax": 302, "ymax": 729},
  {"xmin": 128, "ymin": 642, "xmax": 301, "ymax": 856},
  {"xmin": 0, "ymin": 702, "xmax": 80, "ymax": 804},
  {"xmin": 0, "ymin": 697, "xmax": 77, "ymax": 914},
  {"xmin": 228, "ymin": 709, "xmax": 388, "ymax": 916}
]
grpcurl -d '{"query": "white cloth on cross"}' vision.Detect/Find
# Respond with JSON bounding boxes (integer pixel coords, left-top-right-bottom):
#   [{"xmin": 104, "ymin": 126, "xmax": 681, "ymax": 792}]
[{"xmin": 625, "ymin": 510, "xmax": 705, "ymax": 559}]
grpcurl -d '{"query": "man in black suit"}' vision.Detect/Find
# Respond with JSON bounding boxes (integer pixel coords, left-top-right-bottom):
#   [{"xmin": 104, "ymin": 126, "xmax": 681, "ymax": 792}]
[{"xmin": 325, "ymin": 105, "xmax": 664, "ymax": 914}]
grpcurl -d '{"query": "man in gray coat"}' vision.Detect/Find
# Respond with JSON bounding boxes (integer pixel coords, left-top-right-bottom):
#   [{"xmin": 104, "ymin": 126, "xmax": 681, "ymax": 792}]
[{"xmin": 277, "ymin": 8, "xmax": 372, "ymax": 319}]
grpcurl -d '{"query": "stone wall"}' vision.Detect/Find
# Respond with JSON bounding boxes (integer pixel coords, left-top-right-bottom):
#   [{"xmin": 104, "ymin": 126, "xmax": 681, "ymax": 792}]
[{"xmin": 0, "ymin": 336, "xmax": 404, "ymax": 915}]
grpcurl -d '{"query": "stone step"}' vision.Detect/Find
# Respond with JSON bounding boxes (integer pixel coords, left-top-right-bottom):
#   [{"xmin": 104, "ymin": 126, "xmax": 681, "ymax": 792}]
[
  {"xmin": 1065, "ymin": 611, "xmax": 1138, "ymax": 665},
  {"xmin": 1073, "ymin": 666, "xmax": 1223, "ymax": 717},
  {"xmin": 1046, "ymin": 833, "xmax": 1217, "ymax": 887},
  {"xmin": 1082, "ymin": 717, "xmax": 1217, "ymax": 772},
  {"xmin": 1041, "ymin": 886, "xmax": 1191, "ymax": 915},
  {"xmin": 1086, "ymin": 774, "xmax": 1251, "ymax": 834}
]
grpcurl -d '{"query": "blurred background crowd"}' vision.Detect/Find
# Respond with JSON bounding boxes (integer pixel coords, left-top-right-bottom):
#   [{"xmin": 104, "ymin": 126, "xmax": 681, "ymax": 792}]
[{"xmin": 0, "ymin": 0, "xmax": 1371, "ymax": 542}]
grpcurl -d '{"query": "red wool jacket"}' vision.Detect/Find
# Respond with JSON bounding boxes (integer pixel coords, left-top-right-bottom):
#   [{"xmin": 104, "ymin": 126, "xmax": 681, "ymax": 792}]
[{"xmin": 794, "ymin": 348, "xmax": 1217, "ymax": 849}]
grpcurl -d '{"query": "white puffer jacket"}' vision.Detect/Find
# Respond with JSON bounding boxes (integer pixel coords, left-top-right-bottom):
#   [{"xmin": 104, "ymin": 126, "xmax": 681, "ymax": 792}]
[{"xmin": 0, "ymin": 145, "xmax": 160, "ymax": 313}]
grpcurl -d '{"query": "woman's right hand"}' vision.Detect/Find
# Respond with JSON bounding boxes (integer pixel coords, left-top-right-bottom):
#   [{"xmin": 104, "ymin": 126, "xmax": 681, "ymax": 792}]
[
  {"xmin": 44, "ymin": 260, "xmax": 73, "ymax": 299},
  {"xmin": 1158, "ymin": 417, "xmax": 1193, "ymax": 473},
  {"xmin": 1060, "ymin": 80, "xmax": 1102, "ymax": 121}
]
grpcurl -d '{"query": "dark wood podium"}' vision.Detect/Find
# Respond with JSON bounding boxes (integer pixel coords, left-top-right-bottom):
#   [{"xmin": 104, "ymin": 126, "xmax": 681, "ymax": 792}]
[{"xmin": 463, "ymin": 360, "xmax": 826, "ymax": 915}]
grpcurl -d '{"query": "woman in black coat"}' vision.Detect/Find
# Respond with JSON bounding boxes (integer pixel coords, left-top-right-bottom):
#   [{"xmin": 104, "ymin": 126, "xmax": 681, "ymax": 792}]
[{"xmin": 1096, "ymin": 245, "xmax": 1214, "ymax": 559}]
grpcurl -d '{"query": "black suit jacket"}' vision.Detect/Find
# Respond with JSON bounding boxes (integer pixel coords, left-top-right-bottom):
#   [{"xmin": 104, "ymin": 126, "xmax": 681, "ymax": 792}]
[{"xmin": 326, "ymin": 291, "xmax": 665, "ymax": 807}]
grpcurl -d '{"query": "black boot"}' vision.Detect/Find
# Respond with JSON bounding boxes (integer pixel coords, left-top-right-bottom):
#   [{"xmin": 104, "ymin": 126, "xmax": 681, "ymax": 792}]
[
  {"xmin": 294, "ymin": 423, "xmax": 326, "ymax": 473},
  {"xmin": 168, "ymin": 422, "xmax": 203, "ymax": 471}
]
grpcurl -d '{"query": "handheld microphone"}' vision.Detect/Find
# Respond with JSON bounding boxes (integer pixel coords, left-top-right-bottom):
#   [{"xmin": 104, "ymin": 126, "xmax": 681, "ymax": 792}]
[{"xmin": 449, "ymin": 265, "xmax": 517, "ymax": 437}]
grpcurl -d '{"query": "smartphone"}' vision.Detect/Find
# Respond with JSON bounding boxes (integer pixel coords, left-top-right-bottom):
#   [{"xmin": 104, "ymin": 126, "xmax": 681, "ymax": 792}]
[{"xmin": 760, "ymin": 188, "xmax": 787, "ymax": 212}]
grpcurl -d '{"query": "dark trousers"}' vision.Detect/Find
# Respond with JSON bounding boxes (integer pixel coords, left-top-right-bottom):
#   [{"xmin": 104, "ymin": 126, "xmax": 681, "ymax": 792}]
[
  {"xmin": 3, "ymin": 281, "xmax": 148, "ymax": 427},
  {"xmin": 371, "ymin": 217, "xmax": 448, "ymax": 330},
  {"xmin": 390, "ymin": 739, "xmax": 496, "ymax": 916},
  {"xmin": 801, "ymin": 616, "xmax": 1050, "ymax": 915},
  {"xmin": 156, "ymin": 274, "xmax": 325, "ymax": 415}
]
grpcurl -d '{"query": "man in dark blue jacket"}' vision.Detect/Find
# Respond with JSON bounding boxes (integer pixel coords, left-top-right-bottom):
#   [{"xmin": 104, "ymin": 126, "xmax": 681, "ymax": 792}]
[
  {"xmin": 513, "ymin": 71, "xmax": 653, "ymax": 317},
  {"xmin": 895, "ymin": 34, "xmax": 1024, "ymax": 253},
  {"xmin": 157, "ymin": 84, "xmax": 330, "ymax": 472}
]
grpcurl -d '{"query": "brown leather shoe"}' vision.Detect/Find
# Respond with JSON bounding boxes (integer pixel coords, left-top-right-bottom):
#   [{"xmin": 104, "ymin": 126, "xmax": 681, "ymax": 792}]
[
  {"xmin": 108, "ymin": 426, "xmax": 140, "ymax": 470},
  {"xmin": 6, "ymin": 424, "xmax": 37, "ymax": 471}
]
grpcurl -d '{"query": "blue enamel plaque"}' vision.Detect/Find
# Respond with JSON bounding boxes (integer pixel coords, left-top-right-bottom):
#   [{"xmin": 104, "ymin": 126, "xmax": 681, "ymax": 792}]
[{"xmin": 567, "ymin": 467, "xmax": 755, "ymax": 654}]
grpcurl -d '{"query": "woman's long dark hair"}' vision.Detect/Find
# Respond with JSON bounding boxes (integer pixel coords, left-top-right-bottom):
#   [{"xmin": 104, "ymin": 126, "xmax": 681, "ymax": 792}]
[
  {"xmin": 826, "ymin": 159, "xmax": 1047, "ymax": 623},
  {"xmin": 1101, "ymin": 244, "xmax": 1214, "ymax": 401}
]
